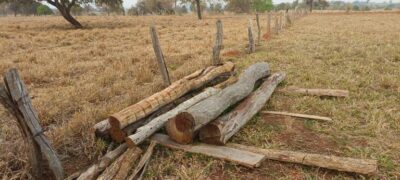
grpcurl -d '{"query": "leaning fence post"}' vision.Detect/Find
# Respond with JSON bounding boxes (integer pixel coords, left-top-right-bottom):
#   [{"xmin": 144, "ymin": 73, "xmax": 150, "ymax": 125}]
[
  {"xmin": 0, "ymin": 69, "xmax": 64, "ymax": 180},
  {"xmin": 212, "ymin": 19, "xmax": 223, "ymax": 65},
  {"xmin": 150, "ymin": 25, "xmax": 171, "ymax": 87},
  {"xmin": 256, "ymin": 13, "xmax": 261, "ymax": 45},
  {"xmin": 247, "ymin": 19, "xmax": 255, "ymax": 54}
]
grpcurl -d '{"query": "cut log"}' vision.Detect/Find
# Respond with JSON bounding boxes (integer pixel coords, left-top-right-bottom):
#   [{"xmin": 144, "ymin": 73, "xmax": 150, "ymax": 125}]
[
  {"xmin": 261, "ymin": 111, "xmax": 333, "ymax": 122},
  {"xmin": 228, "ymin": 143, "xmax": 378, "ymax": 175},
  {"xmin": 77, "ymin": 144, "xmax": 127, "ymax": 180},
  {"xmin": 125, "ymin": 88, "xmax": 220, "ymax": 147},
  {"xmin": 97, "ymin": 146, "xmax": 142, "ymax": 180},
  {"xmin": 199, "ymin": 72, "xmax": 286, "ymax": 145},
  {"xmin": 212, "ymin": 19, "xmax": 223, "ymax": 66},
  {"xmin": 108, "ymin": 62, "xmax": 235, "ymax": 142},
  {"xmin": 280, "ymin": 87, "xmax": 349, "ymax": 97},
  {"xmin": 166, "ymin": 63, "xmax": 270, "ymax": 144},
  {"xmin": 2, "ymin": 69, "xmax": 64, "ymax": 180},
  {"xmin": 151, "ymin": 134, "xmax": 265, "ymax": 168},
  {"xmin": 128, "ymin": 141, "xmax": 157, "ymax": 180}
]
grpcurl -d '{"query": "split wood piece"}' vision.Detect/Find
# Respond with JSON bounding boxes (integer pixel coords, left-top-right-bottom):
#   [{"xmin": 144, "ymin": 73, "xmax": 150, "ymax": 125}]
[
  {"xmin": 199, "ymin": 72, "xmax": 286, "ymax": 145},
  {"xmin": 125, "ymin": 88, "xmax": 220, "ymax": 147},
  {"xmin": 212, "ymin": 19, "xmax": 223, "ymax": 66},
  {"xmin": 228, "ymin": 143, "xmax": 378, "ymax": 175},
  {"xmin": 166, "ymin": 63, "xmax": 270, "ymax": 144},
  {"xmin": 267, "ymin": 12, "xmax": 272, "ymax": 35},
  {"xmin": 247, "ymin": 19, "xmax": 255, "ymax": 54},
  {"xmin": 151, "ymin": 134, "xmax": 265, "ymax": 168},
  {"xmin": 97, "ymin": 146, "xmax": 142, "ymax": 180},
  {"xmin": 281, "ymin": 87, "xmax": 349, "ymax": 98},
  {"xmin": 108, "ymin": 62, "xmax": 235, "ymax": 142},
  {"xmin": 128, "ymin": 141, "xmax": 157, "ymax": 180},
  {"xmin": 150, "ymin": 25, "xmax": 171, "ymax": 87},
  {"xmin": 261, "ymin": 111, "xmax": 333, "ymax": 122},
  {"xmin": 256, "ymin": 13, "xmax": 261, "ymax": 45},
  {"xmin": 77, "ymin": 144, "xmax": 128, "ymax": 180},
  {"xmin": 1, "ymin": 69, "xmax": 64, "ymax": 180}
]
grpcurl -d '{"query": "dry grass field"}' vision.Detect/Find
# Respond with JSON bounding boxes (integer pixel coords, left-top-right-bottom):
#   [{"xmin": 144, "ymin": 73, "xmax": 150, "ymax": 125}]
[{"xmin": 0, "ymin": 12, "xmax": 399, "ymax": 179}]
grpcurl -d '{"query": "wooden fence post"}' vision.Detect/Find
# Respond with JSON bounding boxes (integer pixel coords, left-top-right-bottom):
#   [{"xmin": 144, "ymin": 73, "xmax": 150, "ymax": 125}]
[
  {"xmin": 286, "ymin": 11, "xmax": 292, "ymax": 27},
  {"xmin": 247, "ymin": 19, "xmax": 255, "ymax": 54},
  {"xmin": 256, "ymin": 13, "xmax": 261, "ymax": 45},
  {"xmin": 274, "ymin": 15, "xmax": 279, "ymax": 35},
  {"xmin": 150, "ymin": 25, "xmax": 171, "ymax": 87},
  {"xmin": 0, "ymin": 69, "xmax": 64, "ymax": 180},
  {"xmin": 279, "ymin": 12, "xmax": 283, "ymax": 30},
  {"xmin": 267, "ymin": 12, "xmax": 271, "ymax": 35},
  {"xmin": 212, "ymin": 19, "xmax": 223, "ymax": 65}
]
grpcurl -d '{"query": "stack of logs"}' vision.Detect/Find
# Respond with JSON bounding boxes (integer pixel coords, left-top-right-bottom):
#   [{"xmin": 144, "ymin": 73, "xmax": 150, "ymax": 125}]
[{"xmin": 76, "ymin": 62, "xmax": 378, "ymax": 179}]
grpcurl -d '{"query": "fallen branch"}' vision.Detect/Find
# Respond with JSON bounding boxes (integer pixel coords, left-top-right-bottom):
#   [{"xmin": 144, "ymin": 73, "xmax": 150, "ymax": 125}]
[
  {"xmin": 125, "ymin": 88, "xmax": 220, "ymax": 147},
  {"xmin": 280, "ymin": 87, "xmax": 349, "ymax": 98},
  {"xmin": 166, "ymin": 63, "xmax": 270, "ymax": 144},
  {"xmin": 200, "ymin": 72, "xmax": 286, "ymax": 145},
  {"xmin": 228, "ymin": 143, "xmax": 378, "ymax": 175},
  {"xmin": 261, "ymin": 111, "xmax": 332, "ymax": 122},
  {"xmin": 77, "ymin": 144, "xmax": 127, "ymax": 180},
  {"xmin": 151, "ymin": 134, "xmax": 265, "ymax": 168},
  {"xmin": 128, "ymin": 141, "xmax": 157, "ymax": 180},
  {"xmin": 97, "ymin": 147, "xmax": 142, "ymax": 180},
  {"xmin": 107, "ymin": 62, "xmax": 234, "ymax": 142}
]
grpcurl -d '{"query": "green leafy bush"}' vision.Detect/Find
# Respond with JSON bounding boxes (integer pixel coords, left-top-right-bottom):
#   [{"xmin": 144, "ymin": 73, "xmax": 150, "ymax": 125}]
[{"xmin": 36, "ymin": 4, "xmax": 53, "ymax": 16}]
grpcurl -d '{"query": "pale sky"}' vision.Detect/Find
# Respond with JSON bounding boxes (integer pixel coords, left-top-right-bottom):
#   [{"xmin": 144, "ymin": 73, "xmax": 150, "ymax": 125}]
[{"xmin": 123, "ymin": 0, "xmax": 400, "ymax": 8}]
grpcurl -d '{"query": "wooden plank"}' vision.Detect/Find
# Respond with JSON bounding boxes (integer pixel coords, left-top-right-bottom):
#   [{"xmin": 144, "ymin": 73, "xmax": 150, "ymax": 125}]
[
  {"xmin": 199, "ymin": 72, "xmax": 286, "ymax": 145},
  {"xmin": 108, "ymin": 62, "xmax": 234, "ymax": 142},
  {"xmin": 280, "ymin": 87, "xmax": 349, "ymax": 97},
  {"xmin": 127, "ymin": 141, "xmax": 157, "ymax": 180},
  {"xmin": 151, "ymin": 134, "xmax": 266, "ymax": 168},
  {"xmin": 261, "ymin": 111, "xmax": 333, "ymax": 122},
  {"xmin": 212, "ymin": 19, "xmax": 223, "ymax": 65},
  {"xmin": 166, "ymin": 63, "xmax": 270, "ymax": 144},
  {"xmin": 150, "ymin": 25, "xmax": 171, "ymax": 87},
  {"xmin": 3, "ymin": 69, "xmax": 64, "ymax": 180},
  {"xmin": 125, "ymin": 88, "xmax": 220, "ymax": 147},
  {"xmin": 228, "ymin": 143, "xmax": 378, "ymax": 175}
]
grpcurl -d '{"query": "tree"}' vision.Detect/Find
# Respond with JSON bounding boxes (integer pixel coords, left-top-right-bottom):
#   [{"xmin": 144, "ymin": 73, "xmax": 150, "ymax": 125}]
[
  {"xmin": 96, "ymin": 0, "xmax": 124, "ymax": 15},
  {"xmin": 37, "ymin": 4, "xmax": 53, "ymax": 15},
  {"xmin": 306, "ymin": 0, "xmax": 313, "ymax": 12},
  {"xmin": 253, "ymin": 0, "xmax": 273, "ymax": 12}
]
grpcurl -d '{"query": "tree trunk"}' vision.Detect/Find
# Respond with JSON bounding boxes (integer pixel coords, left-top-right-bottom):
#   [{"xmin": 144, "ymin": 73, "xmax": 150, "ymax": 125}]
[
  {"xmin": 151, "ymin": 134, "xmax": 266, "ymax": 168},
  {"xmin": 199, "ymin": 72, "xmax": 286, "ymax": 145},
  {"xmin": 228, "ymin": 143, "xmax": 378, "ymax": 175},
  {"xmin": 48, "ymin": 0, "xmax": 83, "ymax": 28},
  {"xmin": 108, "ymin": 62, "xmax": 234, "ymax": 142},
  {"xmin": 195, "ymin": 0, "xmax": 202, "ymax": 20},
  {"xmin": 125, "ymin": 88, "xmax": 220, "ymax": 147},
  {"xmin": 166, "ymin": 63, "xmax": 270, "ymax": 144}
]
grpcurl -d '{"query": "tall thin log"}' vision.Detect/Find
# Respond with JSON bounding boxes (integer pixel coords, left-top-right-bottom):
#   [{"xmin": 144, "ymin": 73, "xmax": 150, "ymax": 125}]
[
  {"xmin": 150, "ymin": 25, "xmax": 171, "ymax": 87},
  {"xmin": 2, "ymin": 69, "xmax": 64, "ymax": 180},
  {"xmin": 256, "ymin": 13, "xmax": 261, "ymax": 45},
  {"xmin": 77, "ymin": 144, "xmax": 128, "ymax": 180},
  {"xmin": 166, "ymin": 63, "xmax": 270, "ymax": 144},
  {"xmin": 199, "ymin": 72, "xmax": 286, "ymax": 145},
  {"xmin": 228, "ymin": 143, "xmax": 378, "ymax": 175},
  {"xmin": 125, "ymin": 88, "xmax": 220, "ymax": 147},
  {"xmin": 247, "ymin": 19, "xmax": 255, "ymax": 54},
  {"xmin": 97, "ymin": 147, "xmax": 142, "ymax": 180},
  {"xmin": 151, "ymin": 134, "xmax": 266, "ymax": 168},
  {"xmin": 108, "ymin": 62, "xmax": 235, "ymax": 142},
  {"xmin": 212, "ymin": 19, "xmax": 223, "ymax": 66},
  {"xmin": 128, "ymin": 141, "xmax": 157, "ymax": 180}
]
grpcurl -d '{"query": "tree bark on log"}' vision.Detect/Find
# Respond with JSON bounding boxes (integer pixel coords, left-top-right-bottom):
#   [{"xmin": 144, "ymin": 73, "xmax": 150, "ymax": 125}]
[
  {"xmin": 151, "ymin": 134, "xmax": 266, "ymax": 168},
  {"xmin": 77, "ymin": 144, "xmax": 128, "ymax": 180},
  {"xmin": 125, "ymin": 88, "xmax": 220, "ymax": 147},
  {"xmin": 97, "ymin": 147, "xmax": 142, "ymax": 180},
  {"xmin": 228, "ymin": 143, "xmax": 378, "ymax": 175},
  {"xmin": 127, "ymin": 141, "xmax": 157, "ymax": 180},
  {"xmin": 108, "ymin": 62, "xmax": 235, "ymax": 142},
  {"xmin": 199, "ymin": 72, "xmax": 286, "ymax": 145},
  {"xmin": 166, "ymin": 63, "xmax": 270, "ymax": 144}
]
